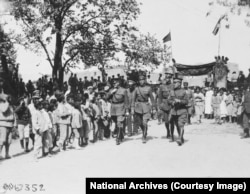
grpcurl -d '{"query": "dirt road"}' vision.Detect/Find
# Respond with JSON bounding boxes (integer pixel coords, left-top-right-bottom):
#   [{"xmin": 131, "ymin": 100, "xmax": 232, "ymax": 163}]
[{"xmin": 1, "ymin": 119, "xmax": 250, "ymax": 194}]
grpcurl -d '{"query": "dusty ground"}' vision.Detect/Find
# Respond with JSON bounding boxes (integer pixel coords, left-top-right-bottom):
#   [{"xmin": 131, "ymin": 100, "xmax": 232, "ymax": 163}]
[{"xmin": 0, "ymin": 119, "xmax": 250, "ymax": 194}]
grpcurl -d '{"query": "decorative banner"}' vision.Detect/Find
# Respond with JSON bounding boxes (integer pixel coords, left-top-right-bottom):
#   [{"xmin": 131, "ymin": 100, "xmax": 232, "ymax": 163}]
[
  {"xmin": 213, "ymin": 63, "xmax": 229, "ymax": 88},
  {"xmin": 174, "ymin": 62, "xmax": 216, "ymax": 76}
]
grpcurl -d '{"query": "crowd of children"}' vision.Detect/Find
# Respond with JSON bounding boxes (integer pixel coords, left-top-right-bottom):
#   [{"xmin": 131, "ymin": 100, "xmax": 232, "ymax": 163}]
[{"xmin": 0, "ymin": 74, "xmax": 248, "ymax": 161}]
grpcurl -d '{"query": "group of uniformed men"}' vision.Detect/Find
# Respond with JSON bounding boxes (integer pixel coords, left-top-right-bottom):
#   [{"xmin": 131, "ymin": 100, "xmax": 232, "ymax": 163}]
[{"xmin": 110, "ymin": 67, "xmax": 189, "ymax": 146}]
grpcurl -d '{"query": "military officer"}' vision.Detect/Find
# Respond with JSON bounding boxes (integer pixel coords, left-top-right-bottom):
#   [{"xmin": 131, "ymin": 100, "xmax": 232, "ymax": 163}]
[
  {"xmin": 158, "ymin": 67, "xmax": 174, "ymax": 139},
  {"xmin": 241, "ymin": 88, "xmax": 250, "ymax": 138},
  {"xmin": 126, "ymin": 79, "xmax": 137, "ymax": 136},
  {"xmin": 107, "ymin": 78, "xmax": 129, "ymax": 145},
  {"xmin": 157, "ymin": 87, "xmax": 163, "ymax": 125},
  {"xmin": 168, "ymin": 74, "xmax": 188, "ymax": 146},
  {"xmin": 183, "ymin": 82, "xmax": 194, "ymax": 125},
  {"xmin": 131, "ymin": 73, "xmax": 156, "ymax": 143}
]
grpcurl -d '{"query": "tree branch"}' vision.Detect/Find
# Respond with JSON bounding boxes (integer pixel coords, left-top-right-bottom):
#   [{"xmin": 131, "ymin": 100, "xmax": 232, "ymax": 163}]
[
  {"xmin": 19, "ymin": 15, "xmax": 54, "ymax": 68},
  {"xmin": 61, "ymin": 0, "xmax": 78, "ymax": 21},
  {"xmin": 62, "ymin": 30, "xmax": 74, "ymax": 46},
  {"xmin": 77, "ymin": 45, "xmax": 120, "ymax": 52},
  {"xmin": 82, "ymin": 1, "xmax": 108, "ymax": 26},
  {"xmin": 37, "ymin": 37, "xmax": 54, "ymax": 68},
  {"xmin": 63, "ymin": 51, "xmax": 80, "ymax": 69},
  {"xmin": 62, "ymin": 24, "xmax": 87, "ymax": 46}
]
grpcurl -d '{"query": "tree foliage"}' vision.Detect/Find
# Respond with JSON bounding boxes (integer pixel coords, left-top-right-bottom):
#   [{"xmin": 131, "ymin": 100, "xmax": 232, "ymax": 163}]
[
  {"xmin": 9, "ymin": 0, "xmax": 141, "ymax": 87},
  {"xmin": 122, "ymin": 33, "xmax": 164, "ymax": 68},
  {"xmin": 208, "ymin": 0, "xmax": 250, "ymax": 27},
  {"xmin": 0, "ymin": 25, "xmax": 18, "ymax": 96},
  {"xmin": 0, "ymin": 25, "xmax": 17, "ymax": 76}
]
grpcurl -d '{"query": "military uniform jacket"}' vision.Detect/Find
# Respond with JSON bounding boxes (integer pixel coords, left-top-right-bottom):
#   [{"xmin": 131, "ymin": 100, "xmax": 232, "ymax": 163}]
[
  {"xmin": 158, "ymin": 84, "xmax": 173, "ymax": 112},
  {"xmin": 107, "ymin": 87, "xmax": 128, "ymax": 116},
  {"xmin": 168, "ymin": 88, "xmax": 188, "ymax": 115},
  {"xmin": 132, "ymin": 85, "xmax": 156, "ymax": 114},
  {"xmin": 127, "ymin": 88, "xmax": 136, "ymax": 110},
  {"xmin": 243, "ymin": 91, "xmax": 250, "ymax": 113}
]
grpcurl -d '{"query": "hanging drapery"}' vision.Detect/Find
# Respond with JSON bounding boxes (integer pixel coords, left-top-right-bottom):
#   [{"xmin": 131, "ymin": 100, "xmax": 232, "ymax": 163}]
[{"xmin": 174, "ymin": 62, "xmax": 216, "ymax": 76}]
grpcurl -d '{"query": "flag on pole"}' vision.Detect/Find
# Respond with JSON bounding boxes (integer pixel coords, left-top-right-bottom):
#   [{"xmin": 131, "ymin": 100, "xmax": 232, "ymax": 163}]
[
  {"xmin": 212, "ymin": 15, "xmax": 226, "ymax": 35},
  {"xmin": 163, "ymin": 32, "xmax": 171, "ymax": 43}
]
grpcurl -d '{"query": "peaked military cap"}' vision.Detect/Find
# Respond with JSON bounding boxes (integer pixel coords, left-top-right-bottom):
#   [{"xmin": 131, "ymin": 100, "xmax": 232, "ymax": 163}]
[
  {"xmin": 164, "ymin": 67, "xmax": 174, "ymax": 75},
  {"xmin": 127, "ymin": 80, "xmax": 136, "ymax": 85},
  {"xmin": 173, "ymin": 74, "xmax": 183, "ymax": 82},
  {"xmin": 138, "ymin": 71, "xmax": 146, "ymax": 80}
]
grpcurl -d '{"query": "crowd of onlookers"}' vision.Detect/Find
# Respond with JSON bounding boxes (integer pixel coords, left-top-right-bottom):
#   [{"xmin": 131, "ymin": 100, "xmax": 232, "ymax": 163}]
[
  {"xmin": 177, "ymin": 85, "xmax": 246, "ymax": 125},
  {"xmin": 227, "ymin": 69, "xmax": 250, "ymax": 90},
  {"xmin": 0, "ymin": 68, "xmax": 249, "ymax": 161},
  {"xmin": 0, "ymin": 72, "xmax": 139, "ymax": 161}
]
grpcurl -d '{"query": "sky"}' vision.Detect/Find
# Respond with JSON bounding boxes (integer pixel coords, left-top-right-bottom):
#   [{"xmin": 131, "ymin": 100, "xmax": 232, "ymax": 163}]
[
  {"xmin": 136, "ymin": 0, "xmax": 250, "ymax": 66},
  {"xmin": 1, "ymin": 0, "xmax": 250, "ymax": 81}
]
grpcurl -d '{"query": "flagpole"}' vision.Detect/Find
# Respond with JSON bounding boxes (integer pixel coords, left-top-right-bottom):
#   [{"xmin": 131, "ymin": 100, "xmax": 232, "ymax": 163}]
[
  {"xmin": 170, "ymin": 30, "xmax": 173, "ymax": 62},
  {"xmin": 218, "ymin": 25, "xmax": 221, "ymax": 56},
  {"xmin": 164, "ymin": 43, "xmax": 167, "ymax": 68}
]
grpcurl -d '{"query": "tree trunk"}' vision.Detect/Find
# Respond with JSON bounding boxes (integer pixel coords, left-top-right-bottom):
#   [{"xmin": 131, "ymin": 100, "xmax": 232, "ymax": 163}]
[
  {"xmin": 1, "ymin": 54, "xmax": 9, "ymax": 78},
  {"xmin": 1, "ymin": 54, "xmax": 15, "ymax": 96},
  {"xmin": 52, "ymin": 18, "xmax": 63, "ymax": 88},
  {"xmin": 101, "ymin": 63, "xmax": 106, "ymax": 82},
  {"xmin": 58, "ymin": 67, "xmax": 64, "ymax": 90}
]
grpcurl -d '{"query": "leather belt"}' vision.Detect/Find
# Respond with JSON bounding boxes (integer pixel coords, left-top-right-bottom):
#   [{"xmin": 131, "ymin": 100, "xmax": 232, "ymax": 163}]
[
  {"xmin": 112, "ymin": 101, "xmax": 123, "ymax": 104},
  {"xmin": 137, "ymin": 100, "xmax": 148, "ymax": 103}
]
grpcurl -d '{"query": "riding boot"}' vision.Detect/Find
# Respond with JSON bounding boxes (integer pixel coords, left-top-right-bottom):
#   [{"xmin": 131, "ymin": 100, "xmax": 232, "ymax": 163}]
[
  {"xmin": 116, "ymin": 127, "xmax": 122, "ymax": 145},
  {"xmin": 169, "ymin": 122, "xmax": 175, "ymax": 142},
  {"xmin": 142, "ymin": 125, "xmax": 147, "ymax": 143},
  {"xmin": 188, "ymin": 115, "xmax": 191, "ymax": 124},
  {"xmin": 20, "ymin": 139, "xmax": 24, "ymax": 150},
  {"xmin": 165, "ymin": 123, "xmax": 171, "ymax": 139},
  {"xmin": 177, "ymin": 127, "xmax": 184, "ymax": 146},
  {"xmin": 5, "ymin": 143, "xmax": 11, "ymax": 159},
  {"xmin": 25, "ymin": 138, "xmax": 30, "ymax": 152},
  {"xmin": 241, "ymin": 128, "xmax": 250, "ymax": 139},
  {"xmin": 30, "ymin": 133, "xmax": 35, "ymax": 147}
]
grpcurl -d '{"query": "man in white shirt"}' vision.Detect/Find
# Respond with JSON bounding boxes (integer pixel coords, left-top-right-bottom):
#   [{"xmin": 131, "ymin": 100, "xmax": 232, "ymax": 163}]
[
  {"xmin": 194, "ymin": 87, "xmax": 205, "ymax": 123},
  {"xmin": 55, "ymin": 92, "xmax": 71, "ymax": 151},
  {"xmin": 28, "ymin": 90, "xmax": 41, "ymax": 149},
  {"xmin": 64, "ymin": 94, "xmax": 74, "ymax": 145},
  {"xmin": 89, "ymin": 99, "xmax": 101, "ymax": 143},
  {"xmin": 84, "ymin": 86, "xmax": 95, "ymax": 101}
]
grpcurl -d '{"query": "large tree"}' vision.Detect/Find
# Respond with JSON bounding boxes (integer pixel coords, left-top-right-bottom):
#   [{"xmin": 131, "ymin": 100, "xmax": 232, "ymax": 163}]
[
  {"xmin": 10, "ymin": 0, "xmax": 140, "ymax": 88},
  {"xmin": 0, "ymin": 24, "xmax": 18, "ymax": 95},
  {"xmin": 0, "ymin": 26, "xmax": 16, "ymax": 76},
  {"xmin": 122, "ymin": 33, "xmax": 164, "ymax": 69},
  {"xmin": 77, "ymin": 33, "xmax": 118, "ymax": 82}
]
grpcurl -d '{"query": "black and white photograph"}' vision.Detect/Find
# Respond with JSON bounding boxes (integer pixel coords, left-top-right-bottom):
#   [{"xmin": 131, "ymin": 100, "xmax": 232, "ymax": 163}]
[{"xmin": 0, "ymin": 0, "xmax": 250, "ymax": 193}]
